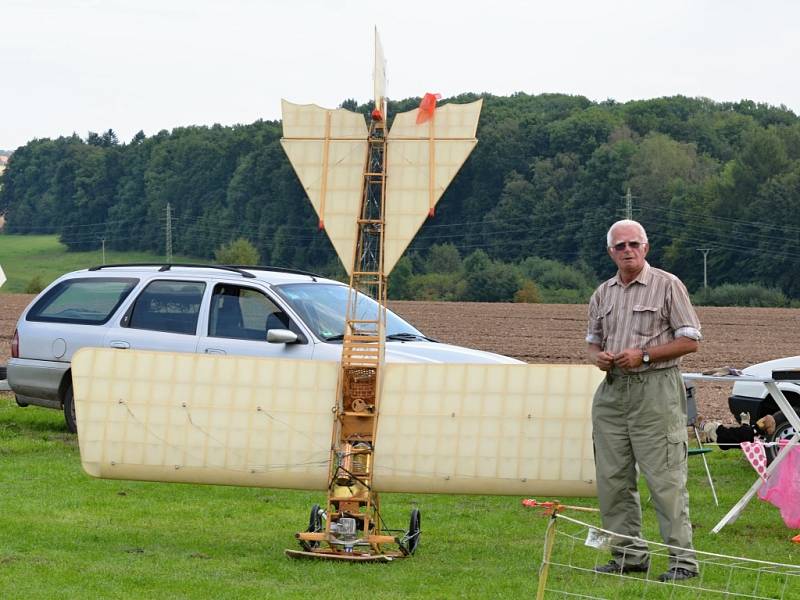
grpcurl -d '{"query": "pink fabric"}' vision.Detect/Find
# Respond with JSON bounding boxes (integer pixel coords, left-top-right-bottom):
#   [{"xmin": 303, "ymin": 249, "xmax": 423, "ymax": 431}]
[
  {"xmin": 741, "ymin": 441, "xmax": 769, "ymax": 480},
  {"xmin": 753, "ymin": 443, "xmax": 800, "ymax": 529}
]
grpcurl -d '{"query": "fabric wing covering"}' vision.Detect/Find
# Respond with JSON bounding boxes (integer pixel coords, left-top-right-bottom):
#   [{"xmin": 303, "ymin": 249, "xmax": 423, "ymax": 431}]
[
  {"xmin": 72, "ymin": 348, "xmax": 599, "ymax": 497},
  {"xmin": 280, "ymin": 100, "xmax": 368, "ymax": 275},
  {"xmin": 384, "ymin": 99, "xmax": 482, "ymax": 275}
]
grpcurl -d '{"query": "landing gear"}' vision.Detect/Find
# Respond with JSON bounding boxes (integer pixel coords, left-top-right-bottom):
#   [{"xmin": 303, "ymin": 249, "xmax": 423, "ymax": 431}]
[
  {"xmin": 401, "ymin": 509, "xmax": 421, "ymax": 556},
  {"xmin": 299, "ymin": 504, "xmax": 323, "ymax": 552}
]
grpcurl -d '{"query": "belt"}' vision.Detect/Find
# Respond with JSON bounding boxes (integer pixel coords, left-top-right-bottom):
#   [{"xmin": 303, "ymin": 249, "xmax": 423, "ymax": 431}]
[{"xmin": 605, "ymin": 365, "xmax": 676, "ymax": 385}]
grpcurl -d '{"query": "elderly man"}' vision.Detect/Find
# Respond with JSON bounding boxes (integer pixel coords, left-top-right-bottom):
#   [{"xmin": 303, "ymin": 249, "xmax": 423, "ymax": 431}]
[{"xmin": 587, "ymin": 219, "xmax": 701, "ymax": 582}]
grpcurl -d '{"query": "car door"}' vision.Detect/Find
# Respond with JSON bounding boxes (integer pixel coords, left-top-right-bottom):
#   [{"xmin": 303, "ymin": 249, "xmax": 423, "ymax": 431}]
[
  {"xmin": 197, "ymin": 282, "xmax": 314, "ymax": 359},
  {"xmin": 104, "ymin": 279, "xmax": 206, "ymax": 353}
]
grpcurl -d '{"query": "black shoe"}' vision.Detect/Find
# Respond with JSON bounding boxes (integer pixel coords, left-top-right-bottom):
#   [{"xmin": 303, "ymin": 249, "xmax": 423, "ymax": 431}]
[
  {"xmin": 594, "ymin": 559, "xmax": 649, "ymax": 574},
  {"xmin": 658, "ymin": 567, "xmax": 698, "ymax": 582}
]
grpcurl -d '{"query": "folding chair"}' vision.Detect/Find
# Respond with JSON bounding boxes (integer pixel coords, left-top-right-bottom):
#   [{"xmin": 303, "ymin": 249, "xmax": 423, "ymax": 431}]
[{"xmin": 686, "ymin": 381, "xmax": 719, "ymax": 506}]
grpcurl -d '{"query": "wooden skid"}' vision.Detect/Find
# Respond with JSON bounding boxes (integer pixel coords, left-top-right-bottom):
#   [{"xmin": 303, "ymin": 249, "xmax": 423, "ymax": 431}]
[{"xmin": 284, "ymin": 549, "xmax": 404, "ymax": 562}]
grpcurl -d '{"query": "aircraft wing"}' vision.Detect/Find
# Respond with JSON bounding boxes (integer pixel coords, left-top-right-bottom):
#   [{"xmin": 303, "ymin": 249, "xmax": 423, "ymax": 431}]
[
  {"xmin": 73, "ymin": 348, "xmax": 599, "ymax": 497},
  {"xmin": 384, "ymin": 99, "xmax": 482, "ymax": 275},
  {"xmin": 280, "ymin": 100, "xmax": 368, "ymax": 276}
]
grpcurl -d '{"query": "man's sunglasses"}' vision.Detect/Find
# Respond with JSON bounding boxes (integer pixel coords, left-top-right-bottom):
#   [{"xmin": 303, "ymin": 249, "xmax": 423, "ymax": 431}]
[{"xmin": 611, "ymin": 241, "xmax": 644, "ymax": 252}]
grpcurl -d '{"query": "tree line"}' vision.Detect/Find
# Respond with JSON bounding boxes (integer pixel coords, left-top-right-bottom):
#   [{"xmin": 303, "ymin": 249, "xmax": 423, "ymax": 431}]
[{"xmin": 1, "ymin": 93, "xmax": 799, "ymax": 302}]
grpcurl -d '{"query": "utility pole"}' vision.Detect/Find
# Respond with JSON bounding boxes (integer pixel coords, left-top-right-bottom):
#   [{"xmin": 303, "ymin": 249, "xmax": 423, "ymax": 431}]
[
  {"xmin": 620, "ymin": 187, "xmax": 637, "ymax": 220},
  {"xmin": 165, "ymin": 203, "xmax": 173, "ymax": 263},
  {"xmin": 697, "ymin": 248, "xmax": 710, "ymax": 290},
  {"xmin": 101, "ymin": 237, "xmax": 106, "ymax": 264}
]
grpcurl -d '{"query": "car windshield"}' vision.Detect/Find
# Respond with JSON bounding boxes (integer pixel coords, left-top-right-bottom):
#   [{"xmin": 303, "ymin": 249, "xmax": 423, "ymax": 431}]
[{"xmin": 273, "ymin": 283, "xmax": 423, "ymax": 342}]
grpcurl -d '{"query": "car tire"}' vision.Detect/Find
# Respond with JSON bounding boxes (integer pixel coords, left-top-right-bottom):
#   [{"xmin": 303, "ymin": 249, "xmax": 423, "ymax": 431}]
[
  {"xmin": 766, "ymin": 411, "xmax": 796, "ymax": 464},
  {"xmin": 0, "ymin": 365, "xmax": 6, "ymax": 380},
  {"xmin": 63, "ymin": 383, "xmax": 77, "ymax": 434}
]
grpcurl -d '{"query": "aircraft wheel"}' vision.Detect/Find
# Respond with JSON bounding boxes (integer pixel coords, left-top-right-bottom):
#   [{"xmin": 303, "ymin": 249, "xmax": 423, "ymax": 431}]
[
  {"xmin": 405, "ymin": 508, "xmax": 421, "ymax": 555},
  {"xmin": 299, "ymin": 504, "xmax": 323, "ymax": 551}
]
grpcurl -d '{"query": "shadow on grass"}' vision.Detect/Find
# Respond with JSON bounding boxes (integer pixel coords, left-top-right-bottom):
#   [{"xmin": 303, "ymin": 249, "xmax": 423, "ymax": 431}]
[{"xmin": 0, "ymin": 395, "xmax": 74, "ymax": 443}]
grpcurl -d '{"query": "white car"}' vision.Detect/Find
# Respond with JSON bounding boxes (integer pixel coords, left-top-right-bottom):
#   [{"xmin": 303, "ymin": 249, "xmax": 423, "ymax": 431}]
[
  {"xmin": 8, "ymin": 264, "xmax": 521, "ymax": 432},
  {"xmin": 729, "ymin": 355, "xmax": 800, "ymax": 460}
]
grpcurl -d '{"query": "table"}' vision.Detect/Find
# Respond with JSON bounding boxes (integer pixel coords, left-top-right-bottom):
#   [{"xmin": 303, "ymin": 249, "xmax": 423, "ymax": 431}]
[{"xmin": 681, "ymin": 373, "xmax": 800, "ymax": 533}]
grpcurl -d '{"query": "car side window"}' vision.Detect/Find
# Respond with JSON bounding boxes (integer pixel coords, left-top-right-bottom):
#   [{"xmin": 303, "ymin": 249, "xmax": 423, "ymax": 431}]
[
  {"xmin": 124, "ymin": 280, "xmax": 205, "ymax": 335},
  {"xmin": 209, "ymin": 284, "xmax": 289, "ymax": 340},
  {"xmin": 27, "ymin": 277, "xmax": 139, "ymax": 325}
]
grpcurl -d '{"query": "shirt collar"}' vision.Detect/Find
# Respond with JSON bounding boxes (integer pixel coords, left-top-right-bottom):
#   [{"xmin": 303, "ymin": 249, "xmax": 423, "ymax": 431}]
[{"xmin": 611, "ymin": 261, "xmax": 651, "ymax": 287}]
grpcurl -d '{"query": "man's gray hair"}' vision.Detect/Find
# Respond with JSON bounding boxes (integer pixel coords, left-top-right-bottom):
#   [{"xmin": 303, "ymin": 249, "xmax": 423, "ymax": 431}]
[{"xmin": 607, "ymin": 220, "xmax": 648, "ymax": 247}]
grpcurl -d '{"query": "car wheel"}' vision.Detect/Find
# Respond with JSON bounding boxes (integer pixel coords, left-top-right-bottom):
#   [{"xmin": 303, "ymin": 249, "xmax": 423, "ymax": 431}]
[
  {"xmin": 63, "ymin": 383, "xmax": 77, "ymax": 434},
  {"xmin": 766, "ymin": 411, "xmax": 796, "ymax": 464},
  {"xmin": 0, "ymin": 365, "xmax": 6, "ymax": 380}
]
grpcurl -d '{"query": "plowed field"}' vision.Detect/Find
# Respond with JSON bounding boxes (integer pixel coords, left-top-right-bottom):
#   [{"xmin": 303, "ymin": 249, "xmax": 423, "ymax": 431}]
[{"xmin": 2, "ymin": 294, "xmax": 797, "ymax": 423}]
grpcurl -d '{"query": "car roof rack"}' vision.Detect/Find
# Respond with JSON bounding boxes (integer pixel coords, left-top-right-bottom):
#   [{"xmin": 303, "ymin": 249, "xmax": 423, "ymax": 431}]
[
  {"xmin": 87, "ymin": 263, "xmax": 323, "ymax": 281},
  {"xmin": 88, "ymin": 263, "xmax": 257, "ymax": 278},
  {"xmin": 224, "ymin": 265, "xmax": 320, "ymax": 282}
]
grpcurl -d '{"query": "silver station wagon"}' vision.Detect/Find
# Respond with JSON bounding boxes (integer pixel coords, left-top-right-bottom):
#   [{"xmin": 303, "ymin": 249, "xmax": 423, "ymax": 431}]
[{"xmin": 8, "ymin": 264, "xmax": 521, "ymax": 432}]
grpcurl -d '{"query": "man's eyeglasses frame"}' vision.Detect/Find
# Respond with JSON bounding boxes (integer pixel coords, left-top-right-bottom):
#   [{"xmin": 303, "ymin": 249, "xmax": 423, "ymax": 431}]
[{"xmin": 610, "ymin": 241, "xmax": 645, "ymax": 252}]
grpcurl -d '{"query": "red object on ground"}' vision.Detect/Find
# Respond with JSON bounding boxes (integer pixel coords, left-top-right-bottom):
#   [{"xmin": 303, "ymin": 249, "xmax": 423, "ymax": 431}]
[
  {"xmin": 522, "ymin": 498, "xmax": 554, "ymax": 509},
  {"xmin": 416, "ymin": 93, "xmax": 441, "ymax": 124}
]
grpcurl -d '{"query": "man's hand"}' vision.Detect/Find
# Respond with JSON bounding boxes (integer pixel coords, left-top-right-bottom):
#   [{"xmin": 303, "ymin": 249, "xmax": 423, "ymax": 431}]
[
  {"xmin": 594, "ymin": 350, "xmax": 616, "ymax": 371},
  {"xmin": 613, "ymin": 348, "xmax": 643, "ymax": 369}
]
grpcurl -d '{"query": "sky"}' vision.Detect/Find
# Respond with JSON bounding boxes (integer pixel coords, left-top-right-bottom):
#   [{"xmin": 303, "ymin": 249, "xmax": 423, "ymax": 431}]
[{"xmin": 2, "ymin": 0, "xmax": 799, "ymax": 151}]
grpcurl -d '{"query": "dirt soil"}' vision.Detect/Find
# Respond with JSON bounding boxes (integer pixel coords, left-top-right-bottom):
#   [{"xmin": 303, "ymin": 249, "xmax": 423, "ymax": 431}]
[
  {"xmin": 389, "ymin": 302, "xmax": 800, "ymax": 424},
  {"xmin": 1, "ymin": 294, "xmax": 797, "ymax": 423}
]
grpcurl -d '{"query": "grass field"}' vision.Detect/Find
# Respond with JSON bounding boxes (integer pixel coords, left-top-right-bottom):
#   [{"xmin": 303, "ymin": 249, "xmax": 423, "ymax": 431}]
[
  {"xmin": 0, "ymin": 235, "xmax": 200, "ymax": 293},
  {"xmin": 1, "ymin": 394, "xmax": 798, "ymax": 599}
]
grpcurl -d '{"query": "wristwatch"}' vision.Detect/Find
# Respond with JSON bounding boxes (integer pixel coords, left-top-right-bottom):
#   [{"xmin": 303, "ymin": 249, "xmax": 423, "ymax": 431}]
[{"xmin": 642, "ymin": 350, "xmax": 651, "ymax": 365}]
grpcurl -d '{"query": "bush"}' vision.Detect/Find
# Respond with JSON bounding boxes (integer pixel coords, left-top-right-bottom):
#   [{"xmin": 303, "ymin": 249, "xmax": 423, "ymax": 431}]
[
  {"xmin": 426, "ymin": 243, "xmax": 462, "ymax": 274},
  {"xmin": 463, "ymin": 251, "xmax": 521, "ymax": 301},
  {"xmin": 407, "ymin": 272, "xmax": 464, "ymax": 301},
  {"xmin": 518, "ymin": 256, "xmax": 596, "ymax": 302},
  {"xmin": 388, "ymin": 256, "xmax": 414, "ymax": 299},
  {"xmin": 693, "ymin": 283, "xmax": 789, "ymax": 307},
  {"xmin": 519, "ymin": 256, "xmax": 596, "ymax": 291},
  {"xmin": 214, "ymin": 238, "xmax": 260, "ymax": 266},
  {"xmin": 24, "ymin": 275, "xmax": 45, "ymax": 294},
  {"xmin": 513, "ymin": 280, "xmax": 540, "ymax": 303}
]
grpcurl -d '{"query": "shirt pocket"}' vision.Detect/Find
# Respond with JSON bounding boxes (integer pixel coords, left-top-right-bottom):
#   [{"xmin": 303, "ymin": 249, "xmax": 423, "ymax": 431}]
[
  {"xmin": 632, "ymin": 304, "xmax": 660, "ymax": 337},
  {"xmin": 597, "ymin": 303, "xmax": 614, "ymax": 344}
]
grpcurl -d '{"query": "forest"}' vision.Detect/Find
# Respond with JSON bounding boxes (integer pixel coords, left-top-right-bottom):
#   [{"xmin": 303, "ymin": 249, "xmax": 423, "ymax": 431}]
[{"xmin": 1, "ymin": 93, "xmax": 799, "ymax": 303}]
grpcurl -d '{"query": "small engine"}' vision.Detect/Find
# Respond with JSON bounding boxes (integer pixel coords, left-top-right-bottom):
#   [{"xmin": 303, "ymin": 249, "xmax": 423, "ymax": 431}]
[{"xmin": 329, "ymin": 517, "xmax": 357, "ymax": 542}]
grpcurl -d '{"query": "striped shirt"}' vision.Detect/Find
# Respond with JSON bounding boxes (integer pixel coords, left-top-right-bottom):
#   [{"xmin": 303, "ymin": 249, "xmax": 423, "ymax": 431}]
[{"xmin": 586, "ymin": 262, "xmax": 701, "ymax": 371}]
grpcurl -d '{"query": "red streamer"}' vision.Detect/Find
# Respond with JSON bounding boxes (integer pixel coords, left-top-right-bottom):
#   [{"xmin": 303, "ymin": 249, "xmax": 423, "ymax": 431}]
[{"xmin": 416, "ymin": 92, "xmax": 442, "ymax": 124}]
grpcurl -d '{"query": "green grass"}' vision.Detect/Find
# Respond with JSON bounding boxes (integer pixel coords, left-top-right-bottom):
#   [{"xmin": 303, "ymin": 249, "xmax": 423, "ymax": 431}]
[
  {"xmin": 0, "ymin": 235, "xmax": 201, "ymax": 293},
  {"xmin": 0, "ymin": 394, "xmax": 798, "ymax": 599}
]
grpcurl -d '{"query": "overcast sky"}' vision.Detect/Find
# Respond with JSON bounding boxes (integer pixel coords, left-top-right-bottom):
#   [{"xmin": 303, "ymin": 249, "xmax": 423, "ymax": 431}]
[{"xmin": 2, "ymin": 0, "xmax": 798, "ymax": 151}]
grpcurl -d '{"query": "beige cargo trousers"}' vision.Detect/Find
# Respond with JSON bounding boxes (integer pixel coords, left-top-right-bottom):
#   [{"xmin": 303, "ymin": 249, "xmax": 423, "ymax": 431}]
[{"xmin": 592, "ymin": 366, "xmax": 699, "ymax": 572}]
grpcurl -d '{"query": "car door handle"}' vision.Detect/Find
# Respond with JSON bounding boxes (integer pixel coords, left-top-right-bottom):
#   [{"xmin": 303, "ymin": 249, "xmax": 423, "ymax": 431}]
[
  {"xmin": 205, "ymin": 348, "xmax": 226, "ymax": 355},
  {"xmin": 109, "ymin": 341, "xmax": 130, "ymax": 349}
]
